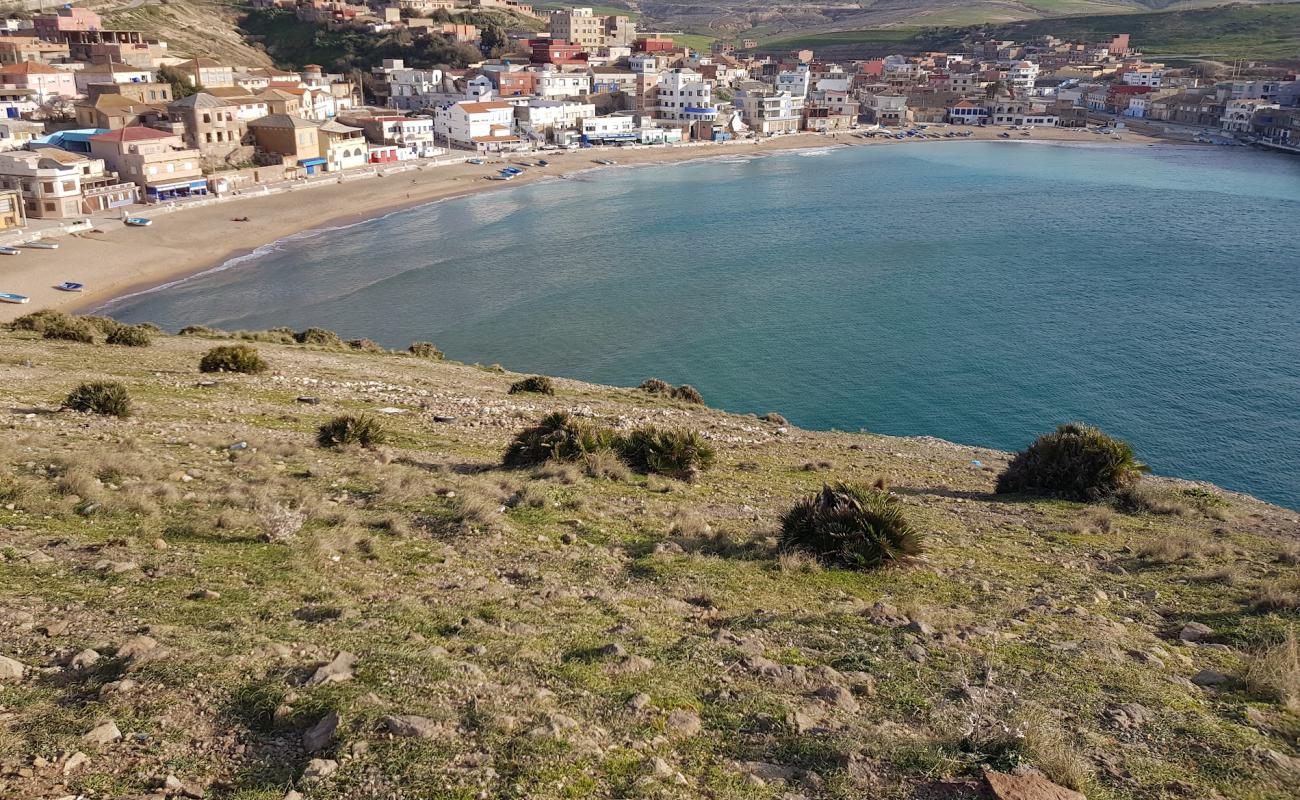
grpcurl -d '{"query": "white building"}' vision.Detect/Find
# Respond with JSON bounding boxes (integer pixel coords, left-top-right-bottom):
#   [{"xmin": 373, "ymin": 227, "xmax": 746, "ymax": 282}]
[
  {"xmin": 654, "ymin": 68, "xmax": 717, "ymax": 124},
  {"xmin": 386, "ymin": 63, "xmax": 445, "ymax": 110},
  {"xmin": 732, "ymin": 80, "xmax": 800, "ymax": 134},
  {"xmin": 1121, "ymin": 67, "xmax": 1165, "ymax": 88},
  {"xmin": 434, "ymin": 100, "xmax": 521, "ymax": 151},
  {"xmin": 1006, "ymin": 61, "xmax": 1039, "ymax": 92},
  {"xmin": 517, "ymin": 98, "xmax": 595, "ymax": 143},
  {"xmin": 1221, "ymin": 98, "xmax": 1278, "ymax": 133},
  {"xmin": 534, "ymin": 68, "xmax": 590, "ymax": 100},
  {"xmin": 775, "ymin": 65, "xmax": 810, "ymax": 99},
  {"xmin": 581, "ymin": 112, "xmax": 636, "ymax": 142}
]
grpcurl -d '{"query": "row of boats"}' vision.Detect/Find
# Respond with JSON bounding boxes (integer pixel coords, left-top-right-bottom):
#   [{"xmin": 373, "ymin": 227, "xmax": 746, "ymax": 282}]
[{"xmin": 0, "ymin": 215, "xmax": 149, "ymax": 304}]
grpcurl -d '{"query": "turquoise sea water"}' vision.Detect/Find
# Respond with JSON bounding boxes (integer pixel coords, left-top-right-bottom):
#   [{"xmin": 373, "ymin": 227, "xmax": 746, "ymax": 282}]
[{"xmin": 102, "ymin": 142, "xmax": 1300, "ymax": 509}]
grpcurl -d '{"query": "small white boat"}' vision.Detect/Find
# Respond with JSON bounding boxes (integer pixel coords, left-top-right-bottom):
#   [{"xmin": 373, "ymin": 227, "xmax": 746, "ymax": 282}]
[
  {"xmin": 23, "ymin": 241, "xmax": 58, "ymax": 250},
  {"xmin": 0, "ymin": 246, "xmax": 19, "ymax": 256},
  {"xmin": 0, "ymin": 291, "xmax": 29, "ymax": 304},
  {"xmin": 56, "ymin": 282, "xmax": 84, "ymax": 292},
  {"xmin": 124, "ymin": 217, "xmax": 152, "ymax": 227}
]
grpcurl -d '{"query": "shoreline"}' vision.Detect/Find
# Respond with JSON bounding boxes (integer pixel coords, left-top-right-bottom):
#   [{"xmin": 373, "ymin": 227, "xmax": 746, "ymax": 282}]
[{"xmin": 0, "ymin": 127, "xmax": 1168, "ymax": 323}]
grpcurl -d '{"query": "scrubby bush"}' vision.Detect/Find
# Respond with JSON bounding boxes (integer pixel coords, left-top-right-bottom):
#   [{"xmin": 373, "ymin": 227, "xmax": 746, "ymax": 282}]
[
  {"xmin": 996, "ymin": 423, "xmax": 1147, "ymax": 501},
  {"xmin": 408, "ymin": 341, "xmax": 443, "ymax": 359},
  {"xmin": 779, "ymin": 482, "xmax": 922, "ymax": 570},
  {"xmin": 294, "ymin": 327, "xmax": 343, "ymax": 348},
  {"xmin": 1245, "ymin": 629, "xmax": 1299, "ymax": 710},
  {"xmin": 1113, "ymin": 483, "xmax": 1188, "ymax": 516},
  {"xmin": 199, "ymin": 344, "xmax": 268, "ymax": 374},
  {"xmin": 348, "ymin": 338, "xmax": 383, "ymax": 352},
  {"xmin": 80, "ymin": 315, "xmax": 122, "ymax": 336},
  {"xmin": 106, "ymin": 324, "xmax": 152, "ymax": 347},
  {"xmin": 638, "ymin": 378, "xmax": 672, "ymax": 394},
  {"xmin": 63, "ymin": 381, "xmax": 131, "ymax": 418},
  {"xmin": 670, "ymin": 384, "xmax": 704, "ymax": 404},
  {"xmin": 636, "ymin": 378, "xmax": 704, "ymax": 404},
  {"xmin": 41, "ymin": 315, "xmax": 95, "ymax": 343},
  {"xmin": 10, "ymin": 308, "xmax": 63, "ymax": 332},
  {"xmin": 503, "ymin": 412, "xmax": 618, "ymax": 468},
  {"xmin": 179, "ymin": 324, "xmax": 221, "ymax": 337},
  {"xmin": 317, "ymin": 414, "xmax": 387, "ymax": 449},
  {"xmin": 618, "ymin": 426, "xmax": 715, "ymax": 478},
  {"xmin": 236, "ymin": 328, "xmax": 295, "ymax": 344},
  {"xmin": 509, "ymin": 375, "xmax": 555, "ymax": 395},
  {"xmin": 760, "ymin": 412, "xmax": 789, "ymax": 425}
]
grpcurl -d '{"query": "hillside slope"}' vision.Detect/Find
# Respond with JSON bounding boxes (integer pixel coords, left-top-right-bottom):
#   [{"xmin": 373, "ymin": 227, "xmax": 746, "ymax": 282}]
[
  {"xmin": 1, "ymin": 321, "xmax": 1298, "ymax": 800},
  {"xmin": 100, "ymin": 0, "xmax": 273, "ymax": 66}
]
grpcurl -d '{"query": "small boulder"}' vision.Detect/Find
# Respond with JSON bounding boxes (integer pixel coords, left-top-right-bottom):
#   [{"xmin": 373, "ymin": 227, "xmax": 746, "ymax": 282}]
[
  {"xmin": 0, "ymin": 654, "xmax": 24, "ymax": 682},
  {"xmin": 813, "ymin": 685, "xmax": 859, "ymax": 713},
  {"xmin": 303, "ymin": 711, "xmax": 340, "ymax": 753},
  {"xmin": 1178, "ymin": 622, "xmax": 1214, "ymax": 643},
  {"xmin": 307, "ymin": 652, "xmax": 356, "ymax": 686},
  {"xmin": 301, "ymin": 758, "xmax": 338, "ymax": 783},
  {"xmin": 665, "ymin": 709, "xmax": 701, "ymax": 738},
  {"xmin": 70, "ymin": 648, "xmax": 101, "ymax": 670},
  {"xmin": 985, "ymin": 771, "xmax": 1086, "ymax": 800},
  {"xmin": 82, "ymin": 720, "xmax": 122, "ymax": 745},
  {"xmin": 117, "ymin": 634, "xmax": 160, "ymax": 661},
  {"xmin": 1191, "ymin": 669, "xmax": 1229, "ymax": 687},
  {"xmin": 381, "ymin": 714, "xmax": 446, "ymax": 739}
]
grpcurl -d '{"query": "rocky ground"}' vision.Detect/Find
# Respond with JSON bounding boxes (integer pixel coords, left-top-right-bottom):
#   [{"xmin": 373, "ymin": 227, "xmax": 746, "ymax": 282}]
[{"xmin": 1, "ymin": 324, "xmax": 1298, "ymax": 800}]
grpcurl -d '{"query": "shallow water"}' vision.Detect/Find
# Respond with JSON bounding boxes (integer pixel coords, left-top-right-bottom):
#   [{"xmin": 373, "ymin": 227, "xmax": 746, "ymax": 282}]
[{"xmin": 102, "ymin": 142, "xmax": 1300, "ymax": 509}]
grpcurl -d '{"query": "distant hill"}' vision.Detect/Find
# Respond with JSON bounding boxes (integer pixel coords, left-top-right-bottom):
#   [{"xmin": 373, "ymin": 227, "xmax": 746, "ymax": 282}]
[
  {"xmin": 758, "ymin": 2, "xmax": 1300, "ymax": 61},
  {"xmin": 100, "ymin": 0, "xmax": 274, "ymax": 66}
]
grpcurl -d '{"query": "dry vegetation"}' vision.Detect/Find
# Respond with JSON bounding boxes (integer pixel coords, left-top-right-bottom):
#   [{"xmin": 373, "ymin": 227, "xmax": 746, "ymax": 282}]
[{"xmin": 1, "ymin": 323, "xmax": 1299, "ymax": 800}]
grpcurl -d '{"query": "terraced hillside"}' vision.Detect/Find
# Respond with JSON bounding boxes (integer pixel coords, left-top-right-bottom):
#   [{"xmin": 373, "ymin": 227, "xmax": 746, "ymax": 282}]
[{"xmin": 1, "ymin": 318, "xmax": 1298, "ymax": 800}]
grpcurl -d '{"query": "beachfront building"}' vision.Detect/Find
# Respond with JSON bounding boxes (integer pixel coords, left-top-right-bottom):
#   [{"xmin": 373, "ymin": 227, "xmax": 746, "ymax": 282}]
[
  {"xmin": 1222, "ymin": 98, "xmax": 1279, "ymax": 134},
  {"xmin": 434, "ymin": 100, "xmax": 524, "ymax": 152},
  {"xmin": 516, "ymin": 99, "xmax": 595, "ymax": 144},
  {"xmin": 88, "ymin": 127, "xmax": 206, "ymax": 202},
  {"xmin": 533, "ymin": 68, "xmax": 591, "ymax": 100},
  {"xmin": 0, "ymin": 188, "xmax": 24, "ymax": 230},
  {"xmin": 316, "ymin": 119, "xmax": 368, "ymax": 171},
  {"xmin": 384, "ymin": 62, "xmax": 446, "ymax": 111},
  {"xmin": 654, "ymin": 69, "xmax": 718, "ymax": 125},
  {"xmin": 581, "ymin": 112, "xmax": 636, "ymax": 143},
  {"xmin": 947, "ymin": 98, "xmax": 987, "ymax": 124},
  {"xmin": 343, "ymin": 115, "xmax": 439, "ymax": 158},
  {"xmin": 0, "ymin": 148, "xmax": 138, "ymax": 218},
  {"xmin": 732, "ymin": 80, "xmax": 800, "ymax": 135},
  {"xmin": 861, "ymin": 91, "xmax": 909, "ymax": 127},
  {"xmin": 247, "ymin": 114, "xmax": 325, "ymax": 172}
]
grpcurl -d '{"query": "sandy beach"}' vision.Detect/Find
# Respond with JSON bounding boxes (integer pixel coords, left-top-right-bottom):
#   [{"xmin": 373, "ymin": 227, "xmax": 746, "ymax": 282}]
[{"xmin": 0, "ymin": 126, "xmax": 1164, "ymax": 323}]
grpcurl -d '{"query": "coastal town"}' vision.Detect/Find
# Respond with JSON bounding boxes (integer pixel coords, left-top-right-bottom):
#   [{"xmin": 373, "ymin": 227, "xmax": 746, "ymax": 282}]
[{"xmin": 0, "ymin": 0, "xmax": 1296, "ymax": 310}]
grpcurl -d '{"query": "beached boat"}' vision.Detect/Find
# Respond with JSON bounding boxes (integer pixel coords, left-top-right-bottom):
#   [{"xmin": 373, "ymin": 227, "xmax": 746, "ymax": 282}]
[
  {"xmin": 56, "ymin": 282, "xmax": 84, "ymax": 292},
  {"xmin": 489, "ymin": 173, "xmax": 516, "ymax": 181},
  {"xmin": 124, "ymin": 217, "xmax": 152, "ymax": 227},
  {"xmin": 0, "ymin": 292, "xmax": 29, "ymax": 304},
  {"xmin": 594, "ymin": 159, "xmax": 617, "ymax": 165},
  {"xmin": 501, "ymin": 166, "xmax": 523, "ymax": 174},
  {"xmin": 0, "ymin": 245, "xmax": 19, "ymax": 256},
  {"xmin": 23, "ymin": 241, "xmax": 58, "ymax": 249},
  {"xmin": 536, "ymin": 159, "xmax": 549, "ymax": 166},
  {"xmin": 468, "ymin": 158, "xmax": 485, "ymax": 165}
]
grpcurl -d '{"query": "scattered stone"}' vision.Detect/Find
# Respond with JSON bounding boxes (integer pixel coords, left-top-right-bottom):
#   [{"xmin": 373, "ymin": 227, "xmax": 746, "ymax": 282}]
[
  {"xmin": 864, "ymin": 602, "xmax": 909, "ymax": 627},
  {"xmin": 905, "ymin": 619, "xmax": 934, "ymax": 636},
  {"xmin": 985, "ymin": 771, "xmax": 1086, "ymax": 800},
  {"xmin": 296, "ymin": 397, "xmax": 321, "ymax": 405},
  {"xmin": 1178, "ymin": 622, "xmax": 1214, "ymax": 643},
  {"xmin": 1191, "ymin": 669, "xmax": 1229, "ymax": 687},
  {"xmin": 95, "ymin": 560, "xmax": 138, "ymax": 574},
  {"xmin": 665, "ymin": 709, "xmax": 701, "ymax": 738},
  {"xmin": 905, "ymin": 644, "xmax": 928, "ymax": 663},
  {"xmin": 1257, "ymin": 748, "xmax": 1300, "ymax": 775},
  {"xmin": 82, "ymin": 720, "xmax": 122, "ymax": 745},
  {"xmin": 0, "ymin": 654, "xmax": 24, "ymax": 681},
  {"xmin": 151, "ymin": 538, "xmax": 169, "ymax": 551},
  {"xmin": 41, "ymin": 620, "xmax": 69, "ymax": 637},
  {"xmin": 608, "ymin": 654, "xmax": 654, "ymax": 674},
  {"xmin": 1105, "ymin": 703, "xmax": 1151, "ymax": 731},
  {"xmin": 188, "ymin": 589, "xmax": 221, "ymax": 601},
  {"xmin": 813, "ymin": 685, "xmax": 859, "ymax": 713},
  {"xmin": 100, "ymin": 678, "xmax": 137, "ymax": 696},
  {"xmin": 70, "ymin": 648, "xmax": 101, "ymax": 670},
  {"xmin": 303, "ymin": 711, "xmax": 340, "ymax": 753},
  {"xmin": 307, "ymin": 652, "xmax": 356, "ymax": 686},
  {"xmin": 381, "ymin": 714, "xmax": 445, "ymax": 740},
  {"xmin": 62, "ymin": 752, "xmax": 89, "ymax": 775},
  {"xmin": 162, "ymin": 773, "xmax": 204, "ymax": 798},
  {"xmin": 598, "ymin": 643, "xmax": 627, "ymax": 658},
  {"xmin": 117, "ymin": 635, "xmax": 160, "ymax": 661},
  {"xmin": 738, "ymin": 761, "xmax": 796, "ymax": 782},
  {"xmin": 626, "ymin": 693, "xmax": 652, "ymax": 711},
  {"xmin": 559, "ymin": 531, "xmax": 578, "ymax": 545},
  {"xmin": 25, "ymin": 550, "xmax": 55, "ymax": 565},
  {"xmin": 301, "ymin": 758, "xmax": 338, "ymax": 783}
]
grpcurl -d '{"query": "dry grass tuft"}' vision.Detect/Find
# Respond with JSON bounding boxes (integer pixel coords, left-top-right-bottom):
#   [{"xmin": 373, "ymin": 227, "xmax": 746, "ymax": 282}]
[
  {"xmin": 1244, "ymin": 629, "xmax": 1300, "ymax": 711},
  {"xmin": 777, "ymin": 549, "xmax": 822, "ymax": 574},
  {"xmin": 583, "ymin": 449, "xmax": 629, "ymax": 482},
  {"xmin": 1137, "ymin": 535, "xmax": 1230, "ymax": 564},
  {"xmin": 256, "ymin": 500, "xmax": 307, "ymax": 543},
  {"xmin": 1114, "ymin": 483, "xmax": 1190, "ymax": 516},
  {"xmin": 1253, "ymin": 577, "xmax": 1300, "ymax": 613}
]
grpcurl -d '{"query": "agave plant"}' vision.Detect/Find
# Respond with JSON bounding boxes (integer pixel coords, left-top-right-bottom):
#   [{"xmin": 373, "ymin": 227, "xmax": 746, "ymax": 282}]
[
  {"xmin": 996, "ymin": 422, "xmax": 1148, "ymax": 501},
  {"xmin": 617, "ymin": 426, "xmax": 715, "ymax": 478},
  {"xmin": 317, "ymin": 414, "xmax": 387, "ymax": 449},
  {"xmin": 780, "ymin": 483, "xmax": 922, "ymax": 570}
]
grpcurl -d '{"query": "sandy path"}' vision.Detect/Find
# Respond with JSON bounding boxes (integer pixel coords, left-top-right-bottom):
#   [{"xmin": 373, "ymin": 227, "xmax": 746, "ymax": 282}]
[{"xmin": 0, "ymin": 126, "xmax": 1163, "ymax": 323}]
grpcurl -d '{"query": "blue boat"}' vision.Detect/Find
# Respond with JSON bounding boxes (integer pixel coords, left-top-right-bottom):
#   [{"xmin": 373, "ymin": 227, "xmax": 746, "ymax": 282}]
[
  {"xmin": 124, "ymin": 217, "xmax": 152, "ymax": 227},
  {"xmin": 0, "ymin": 291, "xmax": 29, "ymax": 304},
  {"xmin": 501, "ymin": 166, "xmax": 523, "ymax": 175},
  {"xmin": 0, "ymin": 246, "xmax": 18, "ymax": 256},
  {"xmin": 468, "ymin": 158, "xmax": 485, "ymax": 165},
  {"xmin": 56, "ymin": 282, "xmax": 84, "ymax": 292}
]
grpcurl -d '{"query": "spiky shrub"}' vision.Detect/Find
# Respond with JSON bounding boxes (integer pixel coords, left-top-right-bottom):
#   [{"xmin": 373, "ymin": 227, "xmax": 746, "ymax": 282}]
[
  {"xmin": 80, "ymin": 315, "xmax": 123, "ymax": 336},
  {"xmin": 503, "ymin": 412, "xmax": 618, "ymax": 468},
  {"xmin": 199, "ymin": 344, "xmax": 268, "ymax": 374},
  {"xmin": 294, "ymin": 327, "xmax": 343, "ymax": 348},
  {"xmin": 760, "ymin": 412, "xmax": 788, "ymax": 425},
  {"xmin": 63, "ymin": 381, "xmax": 131, "ymax": 418},
  {"xmin": 348, "ymin": 338, "xmax": 383, "ymax": 352},
  {"xmin": 509, "ymin": 375, "xmax": 555, "ymax": 396},
  {"xmin": 408, "ymin": 342, "xmax": 443, "ymax": 360},
  {"xmin": 618, "ymin": 426, "xmax": 716, "ymax": 478},
  {"xmin": 317, "ymin": 414, "xmax": 387, "ymax": 449},
  {"xmin": 106, "ymin": 324, "xmax": 152, "ymax": 347},
  {"xmin": 41, "ymin": 315, "xmax": 95, "ymax": 343},
  {"xmin": 779, "ymin": 483, "xmax": 922, "ymax": 570},
  {"xmin": 178, "ymin": 324, "xmax": 221, "ymax": 337},
  {"xmin": 996, "ymin": 423, "xmax": 1147, "ymax": 501}
]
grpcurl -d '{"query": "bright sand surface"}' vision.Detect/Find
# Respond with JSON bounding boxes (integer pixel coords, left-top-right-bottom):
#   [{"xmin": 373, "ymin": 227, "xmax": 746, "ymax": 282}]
[{"xmin": 0, "ymin": 126, "xmax": 1163, "ymax": 323}]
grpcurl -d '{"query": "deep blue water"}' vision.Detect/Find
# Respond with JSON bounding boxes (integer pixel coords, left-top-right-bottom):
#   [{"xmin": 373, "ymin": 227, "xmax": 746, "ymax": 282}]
[{"xmin": 102, "ymin": 142, "xmax": 1300, "ymax": 509}]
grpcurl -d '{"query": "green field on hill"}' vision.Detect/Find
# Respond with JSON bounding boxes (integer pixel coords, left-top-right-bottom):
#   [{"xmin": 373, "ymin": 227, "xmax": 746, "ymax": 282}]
[{"xmin": 762, "ymin": 3, "xmax": 1300, "ymax": 60}]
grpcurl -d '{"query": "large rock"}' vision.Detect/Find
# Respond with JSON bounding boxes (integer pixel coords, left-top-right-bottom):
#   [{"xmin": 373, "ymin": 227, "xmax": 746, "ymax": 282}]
[
  {"xmin": 665, "ymin": 709, "xmax": 701, "ymax": 738},
  {"xmin": 1177, "ymin": 622, "xmax": 1214, "ymax": 643},
  {"xmin": 82, "ymin": 720, "xmax": 122, "ymax": 745},
  {"xmin": 117, "ymin": 635, "xmax": 160, "ymax": 661},
  {"xmin": 985, "ymin": 771, "xmax": 1087, "ymax": 800},
  {"xmin": 1191, "ymin": 669, "xmax": 1229, "ymax": 687}
]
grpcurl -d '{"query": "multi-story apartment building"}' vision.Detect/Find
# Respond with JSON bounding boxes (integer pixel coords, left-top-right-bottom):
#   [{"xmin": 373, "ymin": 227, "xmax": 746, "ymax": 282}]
[
  {"xmin": 88, "ymin": 126, "xmax": 207, "ymax": 202},
  {"xmin": 433, "ymin": 100, "xmax": 521, "ymax": 151},
  {"xmin": 534, "ymin": 68, "xmax": 590, "ymax": 100},
  {"xmin": 0, "ymin": 62, "xmax": 76, "ymax": 103},
  {"xmin": 654, "ymin": 68, "xmax": 717, "ymax": 124},
  {"xmin": 173, "ymin": 58, "xmax": 235, "ymax": 89},
  {"xmin": 168, "ymin": 93, "xmax": 249, "ymax": 166},
  {"xmin": 1005, "ymin": 60, "xmax": 1039, "ymax": 91},
  {"xmin": 732, "ymin": 80, "xmax": 800, "ymax": 134},
  {"xmin": 0, "ymin": 148, "xmax": 137, "ymax": 218},
  {"xmin": 549, "ymin": 8, "xmax": 635, "ymax": 51}
]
